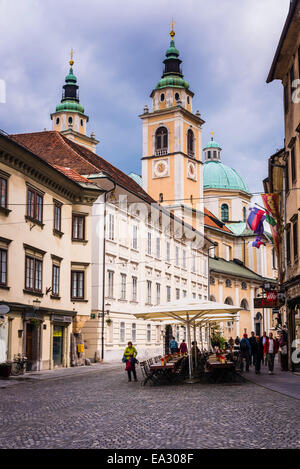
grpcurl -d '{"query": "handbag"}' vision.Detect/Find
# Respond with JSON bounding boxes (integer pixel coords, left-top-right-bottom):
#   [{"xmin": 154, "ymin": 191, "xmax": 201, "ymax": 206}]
[{"xmin": 122, "ymin": 355, "xmax": 127, "ymax": 363}]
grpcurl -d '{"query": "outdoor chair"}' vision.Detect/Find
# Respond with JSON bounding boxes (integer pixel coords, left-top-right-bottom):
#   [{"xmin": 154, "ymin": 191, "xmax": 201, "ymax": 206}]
[{"xmin": 140, "ymin": 361, "xmax": 159, "ymax": 386}]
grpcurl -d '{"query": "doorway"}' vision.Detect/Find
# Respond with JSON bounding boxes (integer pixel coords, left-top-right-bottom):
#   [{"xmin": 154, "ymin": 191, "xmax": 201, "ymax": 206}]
[
  {"xmin": 25, "ymin": 322, "xmax": 39, "ymax": 371},
  {"xmin": 53, "ymin": 325, "xmax": 64, "ymax": 367}
]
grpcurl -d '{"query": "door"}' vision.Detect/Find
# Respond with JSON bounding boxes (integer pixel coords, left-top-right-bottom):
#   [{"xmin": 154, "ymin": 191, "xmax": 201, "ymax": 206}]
[
  {"xmin": 255, "ymin": 322, "xmax": 261, "ymax": 337},
  {"xmin": 25, "ymin": 322, "xmax": 34, "ymax": 371},
  {"xmin": 53, "ymin": 325, "xmax": 64, "ymax": 366}
]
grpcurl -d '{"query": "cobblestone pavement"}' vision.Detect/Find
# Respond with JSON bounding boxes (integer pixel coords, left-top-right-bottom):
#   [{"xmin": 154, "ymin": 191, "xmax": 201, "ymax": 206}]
[{"xmin": 0, "ymin": 365, "xmax": 299, "ymax": 449}]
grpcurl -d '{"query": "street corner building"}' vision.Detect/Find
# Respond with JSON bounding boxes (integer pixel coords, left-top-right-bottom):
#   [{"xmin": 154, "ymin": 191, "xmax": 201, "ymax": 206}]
[{"xmin": 264, "ymin": 0, "xmax": 300, "ymax": 371}]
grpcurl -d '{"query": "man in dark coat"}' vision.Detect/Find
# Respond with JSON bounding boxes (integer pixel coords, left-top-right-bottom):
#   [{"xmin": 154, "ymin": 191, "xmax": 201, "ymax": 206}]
[
  {"xmin": 252, "ymin": 336, "xmax": 264, "ymax": 374},
  {"xmin": 248, "ymin": 331, "xmax": 257, "ymax": 366}
]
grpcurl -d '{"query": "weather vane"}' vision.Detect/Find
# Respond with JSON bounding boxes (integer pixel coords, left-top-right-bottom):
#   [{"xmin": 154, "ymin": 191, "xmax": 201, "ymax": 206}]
[
  {"xmin": 69, "ymin": 48, "xmax": 74, "ymax": 67},
  {"xmin": 211, "ymin": 130, "xmax": 214, "ymax": 139},
  {"xmin": 170, "ymin": 18, "xmax": 175, "ymax": 39}
]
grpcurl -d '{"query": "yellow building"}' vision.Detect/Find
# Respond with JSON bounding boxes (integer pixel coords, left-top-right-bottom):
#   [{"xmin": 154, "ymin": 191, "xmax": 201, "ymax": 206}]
[
  {"xmin": 265, "ymin": 0, "xmax": 300, "ymax": 370},
  {"xmin": 0, "ymin": 131, "xmax": 102, "ymax": 370}
]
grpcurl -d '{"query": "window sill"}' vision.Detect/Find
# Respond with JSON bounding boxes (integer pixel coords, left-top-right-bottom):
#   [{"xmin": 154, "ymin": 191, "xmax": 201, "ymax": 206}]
[
  {"xmin": 118, "ymin": 299, "xmax": 128, "ymax": 303},
  {"xmin": 50, "ymin": 295, "xmax": 61, "ymax": 300},
  {"xmin": 25, "ymin": 216, "xmax": 44, "ymax": 228},
  {"xmin": 130, "ymin": 301, "xmax": 138, "ymax": 304},
  {"xmin": 72, "ymin": 239, "xmax": 88, "ymax": 244},
  {"xmin": 53, "ymin": 229, "xmax": 64, "ymax": 238},
  {"xmin": 71, "ymin": 298, "xmax": 88, "ymax": 303},
  {"xmin": 0, "ymin": 284, "xmax": 10, "ymax": 290},
  {"xmin": 0, "ymin": 206, "xmax": 11, "ymax": 216},
  {"xmin": 23, "ymin": 289, "xmax": 44, "ymax": 297}
]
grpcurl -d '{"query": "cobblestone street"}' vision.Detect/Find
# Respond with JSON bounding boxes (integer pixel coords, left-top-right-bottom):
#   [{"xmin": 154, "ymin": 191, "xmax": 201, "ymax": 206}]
[{"xmin": 0, "ymin": 365, "xmax": 299, "ymax": 449}]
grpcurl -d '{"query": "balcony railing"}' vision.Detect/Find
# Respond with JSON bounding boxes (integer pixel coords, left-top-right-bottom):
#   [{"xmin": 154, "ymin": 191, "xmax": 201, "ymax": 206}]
[{"xmin": 155, "ymin": 149, "xmax": 168, "ymax": 156}]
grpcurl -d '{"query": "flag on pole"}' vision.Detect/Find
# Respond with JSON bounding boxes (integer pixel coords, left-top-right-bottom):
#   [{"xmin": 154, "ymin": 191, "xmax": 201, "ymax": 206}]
[
  {"xmin": 247, "ymin": 207, "xmax": 266, "ymax": 235},
  {"xmin": 251, "ymin": 237, "xmax": 266, "ymax": 249}
]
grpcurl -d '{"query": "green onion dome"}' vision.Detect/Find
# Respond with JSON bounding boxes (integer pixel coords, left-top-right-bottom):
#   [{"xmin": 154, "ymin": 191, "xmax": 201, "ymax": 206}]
[{"xmin": 203, "ymin": 161, "xmax": 250, "ymax": 193}]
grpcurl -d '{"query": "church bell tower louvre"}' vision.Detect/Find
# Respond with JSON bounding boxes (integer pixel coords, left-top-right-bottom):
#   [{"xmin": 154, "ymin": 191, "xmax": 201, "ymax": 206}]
[
  {"xmin": 140, "ymin": 22, "xmax": 205, "ymax": 231},
  {"xmin": 50, "ymin": 49, "xmax": 99, "ymax": 153}
]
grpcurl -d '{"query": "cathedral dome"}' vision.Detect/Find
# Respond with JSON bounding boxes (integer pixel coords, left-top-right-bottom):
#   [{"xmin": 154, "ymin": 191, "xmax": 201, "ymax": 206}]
[{"xmin": 203, "ymin": 161, "xmax": 250, "ymax": 193}]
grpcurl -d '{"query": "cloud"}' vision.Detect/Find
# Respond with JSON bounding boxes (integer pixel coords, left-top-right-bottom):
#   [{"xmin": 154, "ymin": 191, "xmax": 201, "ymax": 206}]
[{"xmin": 0, "ymin": 0, "xmax": 290, "ymax": 192}]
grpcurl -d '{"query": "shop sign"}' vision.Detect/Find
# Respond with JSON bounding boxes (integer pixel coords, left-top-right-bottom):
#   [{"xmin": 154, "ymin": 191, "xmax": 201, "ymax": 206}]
[
  {"xmin": 77, "ymin": 344, "xmax": 84, "ymax": 353},
  {"xmin": 266, "ymin": 291, "xmax": 278, "ymax": 304},
  {"xmin": 51, "ymin": 315, "xmax": 72, "ymax": 323},
  {"xmin": 254, "ymin": 297, "xmax": 278, "ymax": 308},
  {"xmin": 25, "ymin": 311, "xmax": 44, "ymax": 320}
]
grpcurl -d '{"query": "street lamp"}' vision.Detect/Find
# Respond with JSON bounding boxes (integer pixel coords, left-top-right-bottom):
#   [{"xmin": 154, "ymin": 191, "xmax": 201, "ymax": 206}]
[{"xmin": 100, "ymin": 302, "xmax": 111, "ymax": 361}]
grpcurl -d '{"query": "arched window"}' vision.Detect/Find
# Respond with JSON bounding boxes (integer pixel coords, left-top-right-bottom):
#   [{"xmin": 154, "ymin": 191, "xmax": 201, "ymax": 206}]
[
  {"xmin": 159, "ymin": 193, "xmax": 163, "ymax": 203},
  {"xmin": 160, "ymin": 93, "xmax": 165, "ymax": 102},
  {"xmin": 241, "ymin": 281, "xmax": 247, "ymax": 290},
  {"xmin": 243, "ymin": 206, "xmax": 247, "ymax": 222},
  {"xmin": 225, "ymin": 279, "xmax": 232, "ymax": 288},
  {"xmin": 224, "ymin": 297, "xmax": 233, "ymax": 305},
  {"xmin": 175, "ymin": 92, "xmax": 180, "ymax": 101},
  {"xmin": 155, "ymin": 127, "xmax": 168, "ymax": 155},
  {"xmin": 240, "ymin": 299, "xmax": 249, "ymax": 310},
  {"xmin": 187, "ymin": 129, "xmax": 194, "ymax": 157},
  {"xmin": 68, "ymin": 116, "xmax": 73, "ymax": 125},
  {"xmin": 221, "ymin": 204, "xmax": 229, "ymax": 222}
]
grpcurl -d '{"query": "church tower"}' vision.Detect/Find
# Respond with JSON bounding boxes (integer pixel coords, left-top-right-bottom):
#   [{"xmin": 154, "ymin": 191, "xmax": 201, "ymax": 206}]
[
  {"xmin": 140, "ymin": 23, "xmax": 205, "ymax": 230},
  {"xmin": 50, "ymin": 50, "xmax": 99, "ymax": 153}
]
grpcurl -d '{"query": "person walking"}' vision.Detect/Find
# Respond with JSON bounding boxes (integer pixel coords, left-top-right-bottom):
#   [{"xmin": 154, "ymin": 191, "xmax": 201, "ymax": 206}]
[
  {"xmin": 228, "ymin": 337, "xmax": 234, "ymax": 348},
  {"xmin": 169, "ymin": 336, "xmax": 178, "ymax": 355},
  {"xmin": 179, "ymin": 339, "xmax": 188, "ymax": 354},
  {"xmin": 248, "ymin": 331, "xmax": 257, "ymax": 366},
  {"xmin": 279, "ymin": 332, "xmax": 288, "ymax": 371},
  {"xmin": 263, "ymin": 332, "xmax": 278, "ymax": 375},
  {"xmin": 240, "ymin": 333, "xmax": 251, "ymax": 372},
  {"xmin": 252, "ymin": 335, "xmax": 264, "ymax": 374},
  {"xmin": 259, "ymin": 332, "xmax": 268, "ymax": 366},
  {"xmin": 123, "ymin": 341, "xmax": 138, "ymax": 382}
]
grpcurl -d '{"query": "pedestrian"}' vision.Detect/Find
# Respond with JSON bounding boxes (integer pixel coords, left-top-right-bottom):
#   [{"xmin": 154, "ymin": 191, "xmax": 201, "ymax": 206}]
[
  {"xmin": 169, "ymin": 336, "xmax": 178, "ymax": 355},
  {"xmin": 123, "ymin": 341, "xmax": 137, "ymax": 361},
  {"xmin": 125, "ymin": 353, "xmax": 138, "ymax": 382},
  {"xmin": 179, "ymin": 339, "xmax": 188, "ymax": 354},
  {"xmin": 240, "ymin": 333, "xmax": 251, "ymax": 372},
  {"xmin": 234, "ymin": 336, "xmax": 240, "ymax": 345},
  {"xmin": 263, "ymin": 332, "xmax": 278, "ymax": 375},
  {"xmin": 228, "ymin": 337, "xmax": 234, "ymax": 348},
  {"xmin": 259, "ymin": 332, "xmax": 268, "ymax": 366},
  {"xmin": 248, "ymin": 331, "xmax": 257, "ymax": 366},
  {"xmin": 279, "ymin": 332, "xmax": 288, "ymax": 371},
  {"xmin": 252, "ymin": 335, "xmax": 264, "ymax": 374}
]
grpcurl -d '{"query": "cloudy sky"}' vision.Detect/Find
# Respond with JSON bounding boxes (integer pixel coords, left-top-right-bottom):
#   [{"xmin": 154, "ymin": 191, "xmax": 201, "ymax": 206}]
[{"xmin": 0, "ymin": 0, "xmax": 290, "ymax": 193}]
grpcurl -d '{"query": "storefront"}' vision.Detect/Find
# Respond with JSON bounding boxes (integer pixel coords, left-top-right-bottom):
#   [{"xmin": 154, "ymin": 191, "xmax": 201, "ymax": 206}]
[
  {"xmin": 285, "ymin": 278, "xmax": 300, "ymax": 372},
  {"xmin": 50, "ymin": 314, "xmax": 73, "ymax": 368}
]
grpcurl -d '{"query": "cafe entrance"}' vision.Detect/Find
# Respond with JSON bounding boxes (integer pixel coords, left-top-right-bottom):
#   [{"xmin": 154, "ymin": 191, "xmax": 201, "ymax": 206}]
[{"xmin": 53, "ymin": 325, "xmax": 64, "ymax": 367}]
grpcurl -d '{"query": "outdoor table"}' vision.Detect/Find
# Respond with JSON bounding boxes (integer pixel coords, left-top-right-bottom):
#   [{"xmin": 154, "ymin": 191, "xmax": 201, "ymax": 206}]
[
  {"xmin": 206, "ymin": 360, "xmax": 236, "ymax": 383},
  {"xmin": 149, "ymin": 357, "xmax": 183, "ymax": 383}
]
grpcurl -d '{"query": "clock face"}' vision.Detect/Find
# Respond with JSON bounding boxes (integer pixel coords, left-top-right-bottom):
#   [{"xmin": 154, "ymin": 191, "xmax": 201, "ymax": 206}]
[
  {"xmin": 153, "ymin": 159, "xmax": 169, "ymax": 178},
  {"xmin": 187, "ymin": 161, "xmax": 196, "ymax": 180}
]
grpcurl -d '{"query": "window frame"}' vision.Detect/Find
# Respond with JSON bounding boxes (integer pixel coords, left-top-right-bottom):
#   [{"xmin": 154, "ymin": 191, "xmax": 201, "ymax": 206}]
[
  {"xmin": 71, "ymin": 270, "xmax": 85, "ymax": 300},
  {"xmin": 120, "ymin": 273, "xmax": 127, "ymax": 300},
  {"xmin": 53, "ymin": 200, "xmax": 62, "ymax": 233},
  {"xmin": 72, "ymin": 214, "xmax": 86, "ymax": 241},
  {"xmin": 293, "ymin": 218, "xmax": 298, "ymax": 262},
  {"xmin": 132, "ymin": 276, "xmax": 137, "ymax": 302},
  {"xmin": 52, "ymin": 264, "xmax": 60, "ymax": 297},
  {"xmin": 27, "ymin": 186, "xmax": 44, "ymax": 224},
  {"xmin": 0, "ymin": 248, "xmax": 7, "ymax": 286},
  {"xmin": 0, "ymin": 175, "xmax": 8, "ymax": 209},
  {"xmin": 25, "ymin": 255, "xmax": 43, "ymax": 293},
  {"xmin": 221, "ymin": 203, "xmax": 229, "ymax": 222},
  {"xmin": 291, "ymin": 146, "xmax": 296, "ymax": 184},
  {"xmin": 187, "ymin": 129, "xmax": 194, "ymax": 157}
]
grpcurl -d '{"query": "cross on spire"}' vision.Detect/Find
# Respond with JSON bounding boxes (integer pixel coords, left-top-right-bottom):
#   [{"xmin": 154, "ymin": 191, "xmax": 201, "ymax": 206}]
[
  {"xmin": 69, "ymin": 48, "xmax": 74, "ymax": 67},
  {"xmin": 170, "ymin": 18, "xmax": 175, "ymax": 39}
]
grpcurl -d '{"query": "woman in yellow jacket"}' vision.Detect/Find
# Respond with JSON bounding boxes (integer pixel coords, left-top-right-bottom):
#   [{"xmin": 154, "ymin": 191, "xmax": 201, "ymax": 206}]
[{"xmin": 123, "ymin": 341, "xmax": 138, "ymax": 382}]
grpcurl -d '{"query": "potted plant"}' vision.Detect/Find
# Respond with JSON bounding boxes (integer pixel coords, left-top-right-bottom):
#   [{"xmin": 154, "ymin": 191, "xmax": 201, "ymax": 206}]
[
  {"xmin": 106, "ymin": 318, "xmax": 112, "ymax": 326},
  {"xmin": 30, "ymin": 319, "xmax": 40, "ymax": 330}
]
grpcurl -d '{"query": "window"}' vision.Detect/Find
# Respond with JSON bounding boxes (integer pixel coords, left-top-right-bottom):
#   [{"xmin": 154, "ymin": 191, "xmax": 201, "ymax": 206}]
[
  {"xmin": 223, "ymin": 244, "xmax": 231, "ymax": 261},
  {"xmin": 176, "ymin": 325, "xmax": 180, "ymax": 342},
  {"xmin": 147, "ymin": 324, "xmax": 151, "ymax": 342},
  {"xmin": 132, "ymin": 276, "xmax": 137, "ymax": 302},
  {"xmin": 175, "ymin": 92, "xmax": 180, "ymax": 101},
  {"xmin": 71, "ymin": 271, "xmax": 84, "ymax": 299},
  {"xmin": 207, "ymin": 151, "xmax": 211, "ymax": 159},
  {"xmin": 183, "ymin": 327, "xmax": 186, "ymax": 341},
  {"xmin": 68, "ymin": 116, "xmax": 73, "ymax": 125},
  {"xmin": 27, "ymin": 187, "xmax": 43, "ymax": 223},
  {"xmin": 166, "ymin": 286, "xmax": 171, "ymax": 302},
  {"xmin": 192, "ymin": 254, "xmax": 196, "ymax": 272},
  {"xmin": 241, "ymin": 281, "xmax": 247, "ymax": 290},
  {"xmin": 176, "ymin": 288, "xmax": 180, "ymax": 300},
  {"xmin": 293, "ymin": 218, "xmax": 298, "ymax": 262},
  {"xmin": 156, "ymin": 325, "xmax": 161, "ymax": 343},
  {"xmin": 166, "ymin": 242, "xmax": 170, "ymax": 262},
  {"xmin": 187, "ymin": 96, "xmax": 190, "ymax": 104},
  {"xmin": 272, "ymin": 248, "xmax": 277, "ymax": 270},
  {"xmin": 120, "ymin": 322, "xmax": 125, "ymax": 343},
  {"xmin": 243, "ymin": 207, "xmax": 247, "ymax": 222},
  {"xmin": 225, "ymin": 279, "xmax": 232, "ymax": 288},
  {"xmin": 291, "ymin": 146, "xmax": 296, "ymax": 183},
  {"xmin": 192, "ymin": 292, "xmax": 196, "ymax": 299},
  {"xmin": 240, "ymin": 299, "xmax": 249, "ymax": 310},
  {"xmin": 146, "ymin": 280, "xmax": 152, "ymax": 304},
  {"xmin": 286, "ymin": 224, "xmax": 291, "ymax": 265},
  {"xmin": 284, "ymin": 84, "xmax": 289, "ymax": 114},
  {"xmin": 159, "ymin": 193, "xmax": 163, "ymax": 203},
  {"xmin": 132, "ymin": 225, "xmax": 138, "ymax": 250},
  {"xmin": 147, "ymin": 232, "xmax": 152, "ymax": 255},
  {"xmin": 187, "ymin": 129, "xmax": 194, "ymax": 156},
  {"xmin": 0, "ymin": 248, "xmax": 7, "ymax": 286},
  {"xmin": 80, "ymin": 119, "xmax": 84, "ymax": 127},
  {"xmin": 108, "ymin": 213, "xmax": 115, "ymax": 241},
  {"xmin": 213, "ymin": 151, "xmax": 217, "ymax": 159},
  {"xmin": 183, "ymin": 290, "xmax": 187, "ymax": 298},
  {"xmin": 175, "ymin": 245, "xmax": 179, "ymax": 266},
  {"xmin": 160, "ymin": 93, "xmax": 165, "ymax": 102},
  {"xmin": 53, "ymin": 201, "xmax": 62, "ymax": 233},
  {"xmin": 120, "ymin": 273, "xmax": 126, "ymax": 300},
  {"xmin": 225, "ymin": 297, "xmax": 233, "ymax": 305},
  {"xmin": 210, "ymin": 276, "xmax": 215, "ymax": 285},
  {"xmin": 52, "ymin": 264, "xmax": 60, "ymax": 297},
  {"xmin": 156, "ymin": 237, "xmax": 160, "ymax": 258},
  {"xmin": 132, "ymin": 323, "xmax": 136, "ymax": 342},
  {"xmin": 107, "ymin": 270, "xmax": 114, "ymax": 298},
  {"xmin": 56, "ymin": 117, "xmax": 60, "ymax": 125},
  {"xmin": 72, "ymin": 214, "xmax": 85, "ymax": 240},
  {"xmin": 156, "ymin": 283, "xmax": 161, "ymax": 305},
  {"xmin": 285, "ymin": 158, "xmax": 290, "ymax": 192},
  {"xmin": 0, "ymin": 176, "xmax": 7, "ymax": 208},
  {"xmin": 155, "ymin": 127, "xmax": 168, "ymax": 154},
  {"xmin": 25, "ymin": 256, "xmax": 42, "ymax": 292},
  {"xmin": 221, "ymin": 203, "xmax": 229, "ymax": 222},
  {"xmin": 182, "ymin": 249, "xmax": 186, "ymax": 269}
]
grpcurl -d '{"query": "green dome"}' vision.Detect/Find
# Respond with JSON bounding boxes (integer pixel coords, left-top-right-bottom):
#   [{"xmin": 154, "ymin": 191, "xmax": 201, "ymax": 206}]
[
  {"xmin": 155, "ymin": 75, "xmax": 189, "ymax": 90},
  {"xmin": 65, "ymin": 68, "xmax": 77, "ymax": 84},
  {"xmin": 203, "ymin": 161, "xmax": 250, "ymax": 193},
  {"xmin": 55, "ymin": 100, "xmax": 84, "ymax": 113},
  {"xmin": 204, "ymin": 139, "xmax": 221, "ymax": 150}
]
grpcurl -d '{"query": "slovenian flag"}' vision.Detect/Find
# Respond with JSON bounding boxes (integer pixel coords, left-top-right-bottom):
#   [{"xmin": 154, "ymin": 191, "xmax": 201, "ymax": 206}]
[
  {"xmin": 251, "ymin": 237, "xmax": 266, "ymax": 249},
  {"xmin": 247, "ymin": 207, "xmax": 266, "ymax": 235}
]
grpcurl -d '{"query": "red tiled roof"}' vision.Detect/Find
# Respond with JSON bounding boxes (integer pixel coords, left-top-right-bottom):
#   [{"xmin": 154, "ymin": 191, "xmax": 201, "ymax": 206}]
[
  {"xmin": 10, "ymin": 131, "xmax": 155, "ymax": 204},
  {"xmin": 52, "ymin": 165, "xmax": 90, "ymax": 183},
  {"xmin": 204, "ymin": 207, "xmax": 232, "ymax": 234}
]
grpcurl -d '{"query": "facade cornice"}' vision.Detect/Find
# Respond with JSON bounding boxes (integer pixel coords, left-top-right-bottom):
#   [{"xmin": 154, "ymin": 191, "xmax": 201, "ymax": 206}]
[
  {"xmin": 141, "ymin": 151, "xmax": 203, "ymax": 164},
  {"xmin": 139, "ymin": 106, "xmax": 205, "ymax": 126}
]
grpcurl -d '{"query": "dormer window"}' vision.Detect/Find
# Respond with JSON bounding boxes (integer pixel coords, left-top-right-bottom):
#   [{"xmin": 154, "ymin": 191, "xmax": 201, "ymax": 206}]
[
  {"xmin": 160, "ymin": 93, "xmax": 165, "ymax": 102},
  {"xmin": 221, "ymin": 203, "xmax": 229, "ymax": 222},
  {"xmin": 187, "ymin": 129, "xmax": 194, "ymax": 157},
  {"xmin": 68, "ymin": 116, "xmax": 73, "ymax": 125},
  {"xmin": 155, "ymin": 127, "xmax": 168, "ymax": 156}
]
